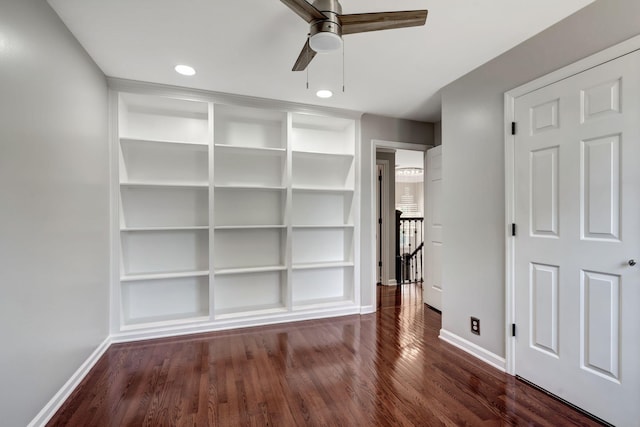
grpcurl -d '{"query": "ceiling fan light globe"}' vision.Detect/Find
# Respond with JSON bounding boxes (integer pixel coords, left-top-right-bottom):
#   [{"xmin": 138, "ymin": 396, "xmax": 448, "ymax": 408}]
[{"xmin": 309, "ymin": 31, "xmax": 342, "ymax": 53}]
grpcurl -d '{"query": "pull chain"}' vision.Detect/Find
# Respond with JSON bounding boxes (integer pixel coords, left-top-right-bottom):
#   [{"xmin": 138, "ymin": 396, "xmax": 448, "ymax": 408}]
[{"xmin": 342, "ymin": 41, "xmax": 345, "ymax": 93}]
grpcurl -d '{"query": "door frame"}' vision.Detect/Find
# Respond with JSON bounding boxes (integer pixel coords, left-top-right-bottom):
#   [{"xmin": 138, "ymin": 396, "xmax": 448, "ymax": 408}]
[
  {"xmin": 376, "ymin": 158, "xmax": 390, "ymax": 285},
  {"xmin": 504, "ymin": 34, "xmax": 640, "ymax": 375},
  {"xmin": 370, "ymin": 140, "xmax": 431, "ymax": 305}
]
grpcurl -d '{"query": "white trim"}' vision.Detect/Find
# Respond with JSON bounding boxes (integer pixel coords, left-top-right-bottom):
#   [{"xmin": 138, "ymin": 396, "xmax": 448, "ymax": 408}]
[
  {"xmin": 439, "ymin": 329, "xmax": 506, "ymax": 372},
  {"xmin": 108, "ymin": 77, "xmax": 363, "ymax": 120},
  {"xmin": 386, "ymin": 279, "xmax": 398, "ymax": 286},
  {"xmin": 504, "ymin": 34, "xmax": 640, "ymax": 377},
  {"xmin": 360, "ymin": 304, "xmax": 376, "ymax": 314},
  {"xmin": 376, "ymin": 159, "xmax": 390, "ymax": 285},
  {"xmin": 27, "ymin": 337, "xmax": 112, "ymax": 427},
  {"xmin": 110, "ymin": 306, "xmax": 361, "ymax": 343}
]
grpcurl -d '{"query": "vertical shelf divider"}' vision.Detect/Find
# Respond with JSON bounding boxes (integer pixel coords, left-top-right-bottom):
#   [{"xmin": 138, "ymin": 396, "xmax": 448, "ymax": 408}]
[
  {"xmin": 208, "ymin": 102, "xmax": 216, "ymax": 321},
  {"xmin": 285, "ymin": 113, "xmax": 293, "ymax": 312}
]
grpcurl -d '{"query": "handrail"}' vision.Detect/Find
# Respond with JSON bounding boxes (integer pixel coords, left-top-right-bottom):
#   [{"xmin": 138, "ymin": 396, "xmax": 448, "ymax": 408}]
[{"xmin": 409, "ymin": 241, "xmax": 424, "ymax": 258}]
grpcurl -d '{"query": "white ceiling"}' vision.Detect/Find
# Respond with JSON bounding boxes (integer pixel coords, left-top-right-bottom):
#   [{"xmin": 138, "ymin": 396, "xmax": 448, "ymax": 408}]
[{"xmin": 47, "ymin": 0, "xmax": 594, "ymax": 122}]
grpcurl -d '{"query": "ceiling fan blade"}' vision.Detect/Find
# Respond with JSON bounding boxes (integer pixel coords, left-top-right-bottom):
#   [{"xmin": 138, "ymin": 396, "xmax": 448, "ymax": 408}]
[
  {"xmin": 292, "ymin": 39, "xmax": 317, "ymax": 71},
  {"xmin": 280, "ymin": 0, "xmax": 326, "ymax": 23},
  {"xmin": 340, "ymin": 10, "xmax": 428, "ymax": 35}
]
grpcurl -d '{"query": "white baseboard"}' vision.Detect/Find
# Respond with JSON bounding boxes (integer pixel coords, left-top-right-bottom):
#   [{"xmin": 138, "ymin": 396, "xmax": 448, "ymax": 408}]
[
  {"xmin": 384, "ymin": 279, "xmax": 397, "ymax": 286},
  {"xmin": 360, "ymin": 304, "xmax": 376, "ymax": 314},
  {"xmin": 439, "ymin": 329, "xmax": 506, "ymax": 372},
  {"xmin": 28, "ymin": 336, "xmax": 112, "ymax": 427}
]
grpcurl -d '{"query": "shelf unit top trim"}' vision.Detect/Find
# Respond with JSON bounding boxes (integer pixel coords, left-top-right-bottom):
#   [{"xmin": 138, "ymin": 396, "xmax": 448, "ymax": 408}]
[{"xmin": 108, "ymin": 77, "xmax": 363, "ymax": 120}]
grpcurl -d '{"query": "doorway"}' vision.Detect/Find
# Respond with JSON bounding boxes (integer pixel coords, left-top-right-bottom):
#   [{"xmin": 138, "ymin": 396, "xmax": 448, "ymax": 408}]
[{"xmin": 372, "ymin": 141, "xmax": 431, "ymax": 309}]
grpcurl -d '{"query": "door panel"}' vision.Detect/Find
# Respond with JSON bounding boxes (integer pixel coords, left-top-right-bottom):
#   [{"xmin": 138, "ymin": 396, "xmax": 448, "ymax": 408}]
[
  {"xmin": 514, "ymin": 50, "xmax": 640, "ymax": 426},
  {"xmin": 425, "ymin": 146, "xmax": 443, "ymax": 309}
]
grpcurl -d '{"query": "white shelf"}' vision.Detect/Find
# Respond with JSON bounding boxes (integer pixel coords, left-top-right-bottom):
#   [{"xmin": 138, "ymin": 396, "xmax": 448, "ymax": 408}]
[
  {"xmin": 214, "ymin": 265, "xmax": 287, "ymax": 276},
  {"xmin": 215, "ymin": 144, "xmax": 285, "ymax": 154},
  {"xmin": 121, "ymin": 226, "xmax": 209, "ymax": 232},
  {"xmin": 214, "ymin": 184, "xmax": 286, "ymax": 191},
  {"xmin": 292, "ymin": 186, "xmax": 354, "ymax": 193},
  {"xmin": 121, "ymin": 270, "xmax": 210, "ymax": 282},
  {"xmin": 214, "ymin": 225, "xmax": 285, "ymax": 230},
  {"xmin": 121, "ymin": 181, "xmax": 209, "ymax": 189},
  {"xmin": 292, "ymin": 224, "xmax": 354, "ymax": 229},
  {"xmin": 292, "ymin": 261, "xmax": 354, "ymax": 270},
  {"xmin": 292, "ymin": 150, "xmax": 354, "ymax": 160},
  {"xmin": 121, "ymin": 137, "xmax": 209, "ymax": 148}
]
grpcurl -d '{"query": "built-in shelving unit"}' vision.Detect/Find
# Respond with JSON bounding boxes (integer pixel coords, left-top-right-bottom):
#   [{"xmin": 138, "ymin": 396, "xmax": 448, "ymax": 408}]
[
  {"xmin": 112, "ymin": 87, "xmax": 359, "ymax": 336},
  {"xmin": 117, "ymin": 93, "xmax": 211, "ymax": 328}
]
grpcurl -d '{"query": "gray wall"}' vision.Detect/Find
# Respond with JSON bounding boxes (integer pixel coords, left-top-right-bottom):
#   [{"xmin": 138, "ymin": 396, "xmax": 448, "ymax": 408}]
[
  {"xmin": 374, "ymin": 150, "xmax": 396, "ymax": 285},
  {"xmin": 0, "ymin": 1, "xmax": 110, "ymax": 425},
  {"xmin": 440, "ymin": 0, "xmax": 640, "ymax": 357},
  {"xmin": 360, "ymin": 114, "xmax": 433, "ymax": 308}
]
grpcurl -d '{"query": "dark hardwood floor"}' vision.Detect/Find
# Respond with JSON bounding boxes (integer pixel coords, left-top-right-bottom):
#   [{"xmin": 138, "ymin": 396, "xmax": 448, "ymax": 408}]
[{"xmin": 48, "ymin": 284, "xmax": 602, "ymax": 426}]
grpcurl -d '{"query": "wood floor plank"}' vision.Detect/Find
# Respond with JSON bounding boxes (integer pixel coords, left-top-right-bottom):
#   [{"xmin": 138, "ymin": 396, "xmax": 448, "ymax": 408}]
[{"xmin": 47, "ymin": 284, "xmax": 605, "ymax": 426}]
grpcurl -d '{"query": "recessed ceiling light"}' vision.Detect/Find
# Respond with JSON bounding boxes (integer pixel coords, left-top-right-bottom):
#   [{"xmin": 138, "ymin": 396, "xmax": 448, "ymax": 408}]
[
  {"xmin": 316, "ymin": 89, "xmax": 333, "ymax": 99},
  {"xmin": 175, "ymin": 64, "xmax": 196, "ymax": 76}
]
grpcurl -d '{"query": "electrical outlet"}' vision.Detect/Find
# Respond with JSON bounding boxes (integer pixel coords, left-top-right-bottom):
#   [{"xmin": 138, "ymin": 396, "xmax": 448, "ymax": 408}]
[{"xmin": 471, "ymin": 317, "xmax": 480, "ymax": 335}]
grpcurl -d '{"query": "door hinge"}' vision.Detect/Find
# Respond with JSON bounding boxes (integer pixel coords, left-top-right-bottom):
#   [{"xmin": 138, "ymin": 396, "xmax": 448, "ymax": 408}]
[
  {"xmin": 378, "ymin": 261, "xmax": 383, "ymax": 267},
  {"xmin": 511, "ymin": 323, "xmax": 516, "ymax": 337},
  {"xmin": 378, "ymin": 173, "xmax": 382, "ymax": 182},
  {"xmin": 378, "ymin": 218, "xmax": 382, "ymax": 225},
  {"xmin": 511, "ymin": 122, "xmax": 517, "ymax": 135},
  {"xmin": 511, "ymin": 223, "xmax": 516, "ymax": 236}
]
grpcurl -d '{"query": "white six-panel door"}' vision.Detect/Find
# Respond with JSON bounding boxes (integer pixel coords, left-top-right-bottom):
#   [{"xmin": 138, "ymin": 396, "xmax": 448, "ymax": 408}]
[
  {"xmin": 424, "ymin": 146, "xmax": 443, "ymax": 310},
  {"xmin": 514, "ymin": 50, "xmax": 640, "ymax": 426}
]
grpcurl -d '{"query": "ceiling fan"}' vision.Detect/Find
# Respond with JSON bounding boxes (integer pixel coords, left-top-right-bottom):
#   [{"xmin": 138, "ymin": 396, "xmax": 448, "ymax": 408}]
[{"xmin": 280, "ymin": 0, "xmax": 428, "ymax": 71}]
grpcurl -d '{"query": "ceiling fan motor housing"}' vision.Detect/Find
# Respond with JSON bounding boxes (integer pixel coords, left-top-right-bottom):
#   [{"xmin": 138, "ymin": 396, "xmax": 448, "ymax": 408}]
[{"xmin": 310, "ymin": 0, "xmax": 342, "ymax": 42}]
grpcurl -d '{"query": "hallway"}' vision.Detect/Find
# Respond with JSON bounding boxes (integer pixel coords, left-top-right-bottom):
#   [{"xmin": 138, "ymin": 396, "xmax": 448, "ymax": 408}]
[{"xmin": 49, "ymin": 284, "xmax": 601, "ymax": 426}]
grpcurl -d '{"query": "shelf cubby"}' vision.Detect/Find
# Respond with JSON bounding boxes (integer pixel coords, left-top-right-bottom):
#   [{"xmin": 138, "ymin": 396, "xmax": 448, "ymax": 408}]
[
  {"xmin": 121, "ymin": 276, "xmax": 209, "ymax": 326},
  {"xmin": 120, "ymin": 229, "xmax": 209, "ymax": 275},
  {"xmin": 214, "ymin": 104, "xmax": 286, "ymax": 149},
  {"xmin": 214, "ymin": 186, "xmax": 285, "ymax": 227},
  {"xmin": 119, "ymin": 138, "xmax": 208, "ymax": 185},
  {"xmin": 214, "ymin": 270, "xmax": 287, "ymax": 318},
  {"xmin": 292, "ymin": 227, "xmax": 353, "ymax": 266},
  {"xmin": 291, "ymin": 113, "xmax": 355, "ymax": 155},
  {"xmin": 292, "ymin": 266, "xmax": 354, "ymax": 307},
  {"xmin": 292, "ymin": 190, "xmax": 354, "ymax": 226},
  {"xmin": 215, "ymin": 147, "xmax": 285, "ymax": 187},
  {"xmin": 292, "ymin": 151, "xmax": 354, "ymax": 190},
  {"xmin": 213, "ymin": 228, "xmax": 284, "ymax": 271},
  {"xmin": 120, "ymin": 186, "xmax": 208, "ymax": 229},
  {"xmin": 119, "ymin": 93, "xmax": 209, "ymax": 144}
]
